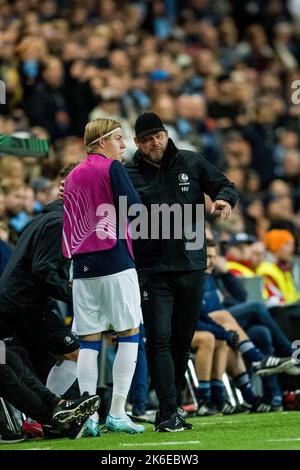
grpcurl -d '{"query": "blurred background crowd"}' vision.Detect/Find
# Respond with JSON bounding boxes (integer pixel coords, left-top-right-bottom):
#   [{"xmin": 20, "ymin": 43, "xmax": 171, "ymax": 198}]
[
  {"xmin": 1, "ymin": 0, "xmax": 300, "ymax": 251},
  {"xmin": 1, "ymin": 1, "xmax": 300, "ymax": 430}
]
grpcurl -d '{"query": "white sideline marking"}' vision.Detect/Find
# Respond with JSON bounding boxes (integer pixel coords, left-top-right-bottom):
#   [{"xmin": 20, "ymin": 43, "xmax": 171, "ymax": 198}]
[
  {"xmin": 197, "ymin": 420, "xmax": 234, "ymax": 425},
  {"xmin": 123, "ymin": 440, "xmax": 201, "ymax": 447},
  {"xmin": 24, "ymin": 447, "xmax": 51, "ymax": 450},
  {"xmin": 266, "ymin": 438, "xmax": 300, "ymax": 442}
]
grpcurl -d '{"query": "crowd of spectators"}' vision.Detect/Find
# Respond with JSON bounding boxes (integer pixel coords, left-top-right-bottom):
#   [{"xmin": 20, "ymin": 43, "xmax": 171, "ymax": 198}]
[{"xmin": 1, "ymin": 0, "xmax": 300, "ymax": 250}]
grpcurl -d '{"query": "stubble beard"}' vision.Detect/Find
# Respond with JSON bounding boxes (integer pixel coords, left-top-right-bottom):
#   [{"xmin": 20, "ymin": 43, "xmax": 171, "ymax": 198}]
[{"xmin": 146, "ymin": 149, "xmax": 164, "ymax": 163}]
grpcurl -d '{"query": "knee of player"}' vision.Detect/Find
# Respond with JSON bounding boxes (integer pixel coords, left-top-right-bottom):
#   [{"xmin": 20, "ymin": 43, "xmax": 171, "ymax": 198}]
[
  {"xmin": 248, "ymin": 325, "xmax": 272, "ymax": 348},
  {"xmin": 0, "ymin": 364, "xmax": 18, "ymax": 386},
  {"xmin": 62, "ymin": 349, "xmax": 79, "ymax": 362},
  {"xmin": 253, "ymin": 301, "xmax": 268, "ymax": 315},
  {"xmin": 193, "ymin": 331, "xmax": 215, "ymax": 350},
  {"xmin": 201, "ymin": 331, "xmax": 216, "ymax": 350}
]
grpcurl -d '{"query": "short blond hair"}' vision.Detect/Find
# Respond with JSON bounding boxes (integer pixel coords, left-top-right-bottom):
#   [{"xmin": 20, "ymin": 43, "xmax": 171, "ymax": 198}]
[{"xmin": 84, "ymin": 118, "xmax": 121, "ymax": 153}]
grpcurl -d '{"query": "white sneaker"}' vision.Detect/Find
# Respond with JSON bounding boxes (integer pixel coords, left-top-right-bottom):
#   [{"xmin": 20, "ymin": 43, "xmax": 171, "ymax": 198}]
[
  {"xmin": 106, "ymin": 414, "xmax": 145, "ymax": 434},
  {"xmin": 253, "ymin": 356, "xmax": 294, "ymax": 376}
]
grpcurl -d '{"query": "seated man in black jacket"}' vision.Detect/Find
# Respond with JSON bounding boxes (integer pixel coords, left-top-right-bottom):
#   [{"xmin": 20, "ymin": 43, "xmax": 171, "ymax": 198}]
[{"xmin": 0, "ymin": 164, "xmax": 79, "ymax": 396}]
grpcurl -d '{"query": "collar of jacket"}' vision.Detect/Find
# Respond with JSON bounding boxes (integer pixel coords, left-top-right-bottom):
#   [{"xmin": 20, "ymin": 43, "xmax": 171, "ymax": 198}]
[
  {"xmin": 133, "ymin": 138, "xmax": 178, "ymax": 168},
  {"xmin": 88, "ymin": 152, "xmax": 108, "ymax": 159},
  {"xmin": 42, "ymin": 199, "xmax": 63, "ymax": 214}
]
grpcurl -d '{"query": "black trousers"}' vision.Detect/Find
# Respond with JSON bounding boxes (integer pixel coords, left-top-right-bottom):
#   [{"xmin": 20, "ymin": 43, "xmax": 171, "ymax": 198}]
[
  {"xmin": 0, "ymin": 348, "xmax": 59, "ymax": 424},
  {"xmin": 0, "ymin": 308, "xmax": 79, "ymax": 356},
  {"xmin": 140, "ymin": 270, "xmax": 205, "ymax": 411}
]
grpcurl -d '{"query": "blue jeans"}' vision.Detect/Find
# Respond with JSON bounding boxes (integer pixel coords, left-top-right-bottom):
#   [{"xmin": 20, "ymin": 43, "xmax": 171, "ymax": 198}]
[{"xmin": 229, "ymin": 301, "xmax": 292, "ymax": 357}]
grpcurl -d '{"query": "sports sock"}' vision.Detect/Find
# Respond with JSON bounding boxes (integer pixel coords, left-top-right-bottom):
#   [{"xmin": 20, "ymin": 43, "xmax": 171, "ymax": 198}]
[
  {"xmin": 46, "ymin": 360, "xmax": 77, "ymax": 396},
  {"xmin": 238, "ymin": 340, "xmax": 263, "ymax": 363},
  {"xmin": 196, "ymin": 380, "xmax": 211, "ymax": 403},
  {"xmin": 211, "ymin": 379, "xmax": 225, "ymax": 409},
  {"xmin": 233, "ymin": 372, "xmax": 257, "ymax": 404},
  {"xmin": 77, "ymin": 340, "xmax": 101, "ymax": 398},
  {"xmin": 110, "ymin": 334, "xmax": 139, "ymax": 417}
]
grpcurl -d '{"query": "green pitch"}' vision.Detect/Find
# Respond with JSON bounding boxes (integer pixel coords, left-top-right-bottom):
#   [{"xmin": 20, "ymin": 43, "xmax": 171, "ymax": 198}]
[{"xmin": 1, "ymin": 412, "xmax": 300, "ymax": 450}]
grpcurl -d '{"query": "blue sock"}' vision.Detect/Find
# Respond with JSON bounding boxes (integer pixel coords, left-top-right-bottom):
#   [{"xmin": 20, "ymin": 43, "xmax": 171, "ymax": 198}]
[
  {"xmin": 80, "ymin": 340, "xmax": 102, "ymax": 351},
  {"xmin": 118, "ymin": 333, "xmax": 139, "ymax": 343},
  {"xmin": 196, "ymin": 381, "xmax": 211, "ymax": 403},
  {"xmin": 233, "ymin": 372, "xmax": 257, "ymax": 404},
  {"xmin": 211, "ymin": 379, "xmax": 225, "ymax": 409},
  {"xmin": 238, "ymin": 340, "xmax": 263, "ymax": 363}
]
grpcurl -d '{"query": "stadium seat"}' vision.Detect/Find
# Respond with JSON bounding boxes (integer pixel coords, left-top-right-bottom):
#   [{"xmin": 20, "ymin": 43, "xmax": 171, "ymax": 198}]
[{"xmin": 238, "ymin": 276, "xmax": 264, "ymax": 302}]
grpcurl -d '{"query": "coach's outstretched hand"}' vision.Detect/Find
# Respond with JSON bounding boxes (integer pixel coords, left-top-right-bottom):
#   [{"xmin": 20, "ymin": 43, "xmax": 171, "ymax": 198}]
[{"xmin": 210, "ymin": 199, "xmax": 232, "ymax": 222}]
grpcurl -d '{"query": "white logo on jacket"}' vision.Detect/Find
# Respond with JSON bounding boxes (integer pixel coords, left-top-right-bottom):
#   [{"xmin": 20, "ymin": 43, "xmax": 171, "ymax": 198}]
[
  {"xmin": 178, "ymin": 173, "xmax": 190, "ymax": 191},
  {"xmin": 142, "ymin": 290, "xmax": 149, "ymax": 301},
  {"xmin": 179, "ymin": 173, "xmax": 189, "ymax": 183}
]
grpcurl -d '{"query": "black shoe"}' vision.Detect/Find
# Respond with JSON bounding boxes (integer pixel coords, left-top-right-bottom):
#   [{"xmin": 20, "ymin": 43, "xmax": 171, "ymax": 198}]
[
  {"xmin": 218, "ymin": 401, "xmax": 250, "ymax": 415},
  {"xmin": 176, "ymin": 407, "xmax": 193, "ymax": 430},
  {"xmin": 61, "ymin": 417, "xmax": 90, "ymax": 440},
  {"xmin": 245, "ymin": 398, "xmax": 272, "ymax": 413},
  {"xmin": 220, "ymin": 401, "xmax": 238, "ymax": 415},
  {"xmin": 253, "ymin": 356, "xmax": 293, "ymax": 376},
  {"xmin": 182, "ymin": 421, "xmax": 193, "ymax": 430},
  {"xmin": 177, "ymin": 406, "xmax": 188, "ymax": 419},
  {"xmin": 232, "ymin": 404, "xmax": 250, "ymax": 414},
  {"xmin": 154, "ymin": 409, "xmax": 161, "ymax": 429},
  {"xmin": 52, "ymin": 394, "xmax": 100, "ymax": 428},
  {"xmin": 0, "ymin": 423, "xmax": 26, "ymax": 444},
  {"xmin": 42, "ymin": 425, "xmax": 63, "ymax": 440},
  {"xmin": 155, "ymin": 412, "xmax": 186, "ymax": 432},
  {"xmin": 155, "ymin": 408, "xmax": 193, "ymax": 431},
  {"xmin": 271, "ymin": 403, "xmax": 283, "ymax": 412}
]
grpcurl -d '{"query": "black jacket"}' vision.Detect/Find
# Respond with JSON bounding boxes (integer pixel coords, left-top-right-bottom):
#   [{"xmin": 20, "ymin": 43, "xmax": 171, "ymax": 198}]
[
  {"xmin": 126, "ymin": 139, "xmax": 239, "ymax": 273},
  {"xmin": 0, "ymin": 200, "xmax": 71, "ymax": 314}
]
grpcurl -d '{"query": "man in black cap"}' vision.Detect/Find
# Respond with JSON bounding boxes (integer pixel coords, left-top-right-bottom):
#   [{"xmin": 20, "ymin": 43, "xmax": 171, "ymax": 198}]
[{"xmin": 125, "ymin": 112, "xmax": 239, "ymax": 431}]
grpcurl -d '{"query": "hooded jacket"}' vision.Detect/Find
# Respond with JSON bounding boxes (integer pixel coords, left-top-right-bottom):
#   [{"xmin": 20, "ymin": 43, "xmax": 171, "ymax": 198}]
[{"xmin": 0, "ymin": 200, "xmax": 71, "ymax": 314}]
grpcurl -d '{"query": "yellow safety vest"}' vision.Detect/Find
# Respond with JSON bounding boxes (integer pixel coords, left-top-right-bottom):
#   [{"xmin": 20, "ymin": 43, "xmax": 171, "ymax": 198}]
[
  {"xmin": 256, "ymin": 261, "xmax": 300, "ymax": 304},
  {"xmin": 226, "ymin": 261, "xmax": 268, "ymax": 300},
  {"xmin": 226, "ymin": 261, "xmax": 255, "ymax": 277}
]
